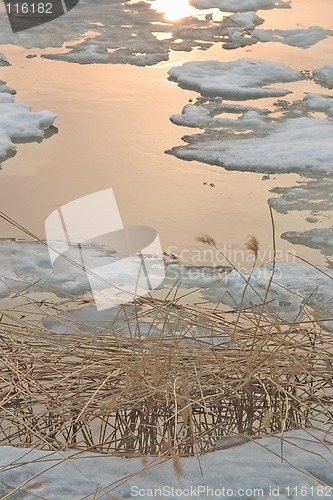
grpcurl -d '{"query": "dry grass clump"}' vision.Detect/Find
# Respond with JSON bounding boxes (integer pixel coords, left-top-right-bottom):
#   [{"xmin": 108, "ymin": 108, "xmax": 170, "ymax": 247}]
[{"xmin": 0, "ymin": 293, "xmax": 332, "ymax": 457}]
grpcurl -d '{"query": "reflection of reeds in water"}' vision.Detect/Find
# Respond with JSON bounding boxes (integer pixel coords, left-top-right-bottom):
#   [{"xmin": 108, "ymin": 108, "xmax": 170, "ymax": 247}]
[
  {"xmin": 0, "ymin": 289, "xmax": 332, "ymax": 458},
  {"xmin": 0, "ymin": 211, "xmax": 333, "ymax": 495}
]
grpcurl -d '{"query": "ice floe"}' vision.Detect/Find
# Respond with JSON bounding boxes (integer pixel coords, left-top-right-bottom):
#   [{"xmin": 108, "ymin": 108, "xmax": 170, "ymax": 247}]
[
  {"xmin": 253, "ymin": 26, "xmax": 333, "ymax": 48},
  {"xmin": 170, "ymin": 98, "xmax": 270, "ymax": 129},
  {"xmin": 0, "ymin": 52, "xmax": 9, "ymax": 66},
  {"xmin": 42, "ymin": 300, "xmax": 230, "ymax": 345},
  {"xmin": 167, "ymin": 66, "xmax": 333, "ymax": 174},
  {"xmin": 0, "ymin": 239, "xmax": 153, "ymax": 300},
  {"xmin": 0, "ymin": 55, "xmax": 57, "ymax": 162},
  {"xmin": 228, "ymin": 9, "xmax": 333, "ymax": 49},
  {"xmin": 190, "ymin": 0, "xmax": 291, "ymax": 12},
  {"xmin": 0, "ymin": 0, "xmax": 329, "ymax": 65},
  {"xmin": 201, "ymin": 261, "xmax": 333, "ymax": 326},
  {"xmin": 168, "ymin": 114, "xmax": 333, "ymax": 174},
  {"xmin": 268, "ymin": 177, "xmax": 333, "ymax": 256},
  {"xmin": 0, "ymin": 100, "xmax": 57, "ymax": 162},
  {"xmin": 268, "ymin": 178, "xmax": 333, "ymax": 216},
  {"xmin": 218, "ymin": 19, "xmax": 333, "ymax": 50},
  {"xmin": 223, "ymin": 11, "xmax": 264, "ymax": 30},
  {"xmin": 2, "ymin": 239, "xmax": 333, "ymax": 330},
  {"xmin": 40, "ymin": 12, "xmax": 227, "ymax": 67},
  {"xmin": 216, "ymin": 11, "xmax": 263, "ymax": 49},
  {"xmin": 0, "ymin": 428, "xmax": 332, "ymax": 499},
  {"xmin": 0, "ymin": 0, "xmax": 229, "ymax": 66},
  {"xmin": 300, "ymin": 93, "xmax": 333, "ymax": 117},
  {"xmin": 168, "ymin": 59, "xmax": 304, "ymax": 99},
  {"xmin": 168, "ymin": 57, "xmax": 333, "ymax": 257},
  {"xmin": 43, "ymin": 303, "xmax": 147, "ymax": 336},
  {"xmin": 314, "ymin": 64, "xmax": 333, "ymax": 89},
  {"xmin": 0, "ymin": 239, "xmax": 228, "ymax": 302},
  {"xmin": 0, "ymin": 0, "xmax": 323, "ymax": 67},
  {"xmin": 282, "ymin": 227, "xmax": 333, "ymax": 257},
  {"xmin": 0, "ymin": 238, "xmax": 231, "ymax": 344}
]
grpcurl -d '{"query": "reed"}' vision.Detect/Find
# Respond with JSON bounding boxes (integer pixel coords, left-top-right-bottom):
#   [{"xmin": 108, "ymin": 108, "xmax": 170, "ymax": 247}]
[{"xmin": 0, "ymin": 290, "xmax": 332, "ymax": 457}]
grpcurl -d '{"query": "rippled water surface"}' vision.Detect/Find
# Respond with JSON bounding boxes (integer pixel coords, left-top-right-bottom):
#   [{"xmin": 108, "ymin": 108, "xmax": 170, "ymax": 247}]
[{"xmin": 0, "ymin": 0, "xmax": 332, "ymax": 267}]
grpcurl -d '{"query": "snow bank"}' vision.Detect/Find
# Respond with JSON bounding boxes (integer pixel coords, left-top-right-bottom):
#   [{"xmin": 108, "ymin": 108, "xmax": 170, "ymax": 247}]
[
  {"xmin": 0, "ymin": 428, "xmax": 332, "ymax": 499},
  {"xmin": 190, "ymin": 0, "xmax": 291, "ymax": 12},
  {"xmin": 168, "ymin": 59, "xmax": 304, "ymax": 99}
]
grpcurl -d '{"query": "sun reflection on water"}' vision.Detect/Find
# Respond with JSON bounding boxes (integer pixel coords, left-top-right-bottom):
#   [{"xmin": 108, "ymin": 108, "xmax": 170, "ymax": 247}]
[{"xmin": 151, "ymin": 0, "xmax": 202, "ymax": 21}]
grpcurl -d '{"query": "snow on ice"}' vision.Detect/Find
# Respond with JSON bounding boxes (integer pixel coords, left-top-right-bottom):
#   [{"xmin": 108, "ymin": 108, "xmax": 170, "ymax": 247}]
[
  {"xmin": 252, "ymin": 26, "xmax": 333, "ymax": 48},
  {"xmin": 0, "ymin": 428, "xmax": 332, "ymax": 499},
  {"xmin": 0, "ymin": 0, "xmax": 226, "ymax": 66},
  {"xmin": 268, "ymin": 178, "xmax": 333, "ymax": 216},
  {"xmin": 168, "ymin": 59, "xmax": 304, "ymax": 99},
  {"xmin": 282, "ymin": 226, "xmax": 333, "ymax": 257},
  {"xmin": 0, "ymin": 56, "xmax": 57, "ymax": 162},
  {"xmin": 167, "ymin": 67, "xmax": 333, "ymax": 173},
  {"xmin": 169, "ymin": 116, "xmax": 333, "ymax": 173},
  {"xmin": 0, "ymin": 0, "xmax": 324, "ymax": 66},
  {"xmin": 0, "ymin": 52, "xmax": 9, "ymax": 66},
  {"xmin": 167, "ymin": 56, "xmax": 333, "ymax": 256},
  {"xmin": 1, "ymin": 239, "xmax": 333, "ymax": 330},
  {"xmin": 218, "ymin": 19, "xmax": 333, "ymax": 50},
  {"xmin": 190, "ymin": 0, "xmax": 291, "ymax": 12},
  {"xmin": 0, "ymin": 240, "xmax": 224, "ymax": 302},
  {"xmin": 202, "ymin": 261, "xmax": 333, "ymax": 327},
  {"xmin": 269, "ymin": 180, "xmax": 333, "ymax": 258},
  {"xmin": 314, "ymin": 64, "xmax": 333, "ymax": 89}
]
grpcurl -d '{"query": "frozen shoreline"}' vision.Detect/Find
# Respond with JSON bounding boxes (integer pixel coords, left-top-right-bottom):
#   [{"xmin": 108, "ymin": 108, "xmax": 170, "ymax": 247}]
[
  {"xmin": 0, "ymin": 428, "xmax": 332, "ymax": 499},
  {"xmin": 0, "ymin": 239, "xmax": 332, "ymax": 330}
]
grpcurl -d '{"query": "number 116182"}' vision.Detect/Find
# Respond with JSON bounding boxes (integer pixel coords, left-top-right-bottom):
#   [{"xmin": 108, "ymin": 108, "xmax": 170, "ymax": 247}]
[{"xmin": 6, "ymin": 3, "xmax": 53, "ymax": 14}]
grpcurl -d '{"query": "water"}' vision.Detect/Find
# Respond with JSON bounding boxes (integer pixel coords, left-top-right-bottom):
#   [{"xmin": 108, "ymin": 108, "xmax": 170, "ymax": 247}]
[{"xmin": 0, "ymin": 0, "xmax": 332, "ymax": 269}]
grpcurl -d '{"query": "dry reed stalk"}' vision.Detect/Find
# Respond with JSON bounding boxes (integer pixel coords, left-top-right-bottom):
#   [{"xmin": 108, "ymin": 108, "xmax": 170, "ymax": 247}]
[{"xmin": 0, "ymin": 290, "xmax": 332, "ymax": 458}]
